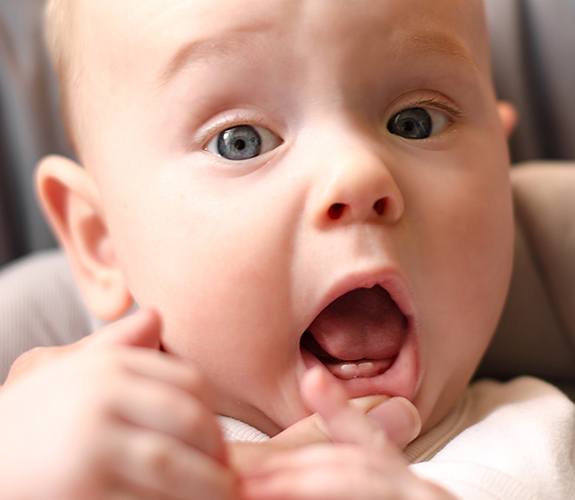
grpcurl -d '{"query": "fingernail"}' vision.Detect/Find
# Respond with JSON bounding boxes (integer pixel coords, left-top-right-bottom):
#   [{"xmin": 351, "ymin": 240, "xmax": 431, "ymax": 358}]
[{"xmin": 367, "ymin": 397, "xmax": 422, "ymax": 448}]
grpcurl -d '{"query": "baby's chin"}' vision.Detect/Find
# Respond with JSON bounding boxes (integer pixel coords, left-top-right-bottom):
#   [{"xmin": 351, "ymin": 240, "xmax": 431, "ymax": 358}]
[{"xmin": 413, "ymin": 371, "xmax": 477, "ymax": 435}]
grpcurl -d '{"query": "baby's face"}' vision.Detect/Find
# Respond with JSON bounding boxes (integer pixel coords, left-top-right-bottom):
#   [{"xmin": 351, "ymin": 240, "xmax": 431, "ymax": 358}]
[{"xmin": 73, "ymin": 0, "xmax": 513, "ymax": 435}]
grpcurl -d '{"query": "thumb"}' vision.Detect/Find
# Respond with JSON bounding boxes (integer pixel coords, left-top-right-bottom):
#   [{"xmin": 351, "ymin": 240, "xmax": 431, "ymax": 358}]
[
  {"xmin": 78, "ymin": 308, "xmax": 162, "ymax": 350},
  {"xmin": 365, "ymin": 397, "xmax": 421, "ymax": 449},
  {"xmin": 346, "ymin": 395, "xmax": 421, "ymax": 449},
  {"xmin": 301, "ymin": 366, "xmax": 421, "ymax": 450}
]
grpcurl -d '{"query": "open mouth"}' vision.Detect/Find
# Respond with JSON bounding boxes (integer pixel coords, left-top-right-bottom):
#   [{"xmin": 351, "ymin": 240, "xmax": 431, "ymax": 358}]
[{"xmin": 300, "ymin": 283, "xmax": 418, "ymax": 400}]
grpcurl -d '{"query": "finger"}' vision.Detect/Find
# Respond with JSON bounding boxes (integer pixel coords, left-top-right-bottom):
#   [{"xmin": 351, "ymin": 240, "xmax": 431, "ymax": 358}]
[
  {"xmin": 348, "ymin": 394, "xmax": 390, "ymax": 412},
  {"xmin": 114, "ymin": 377, "xmax": 227, "ymax": 463},
  {"xmin": 3, "ymin": 346, "xmax": 67, "ymax": 387},
  {"xmin": 243, "ymin": 470, "xmax": 351, "ymax": 500},
  {"xmin": 3, "ymin": 310, "xmax": 161, "ymax": 388},
  {"xmin": 243, "ymin": 468, "xmax": 340, "ymax": 500},
  {"xmin": 245, "ymin": 443, "xmax": 359, "ymax": 476},
  {"xmin": 241, "ymin": 446, "xmax": 379, "ymax": 500},
  {"xmin": 347, "ymin": 394, "xmax": 421, "ymax": 448},
  {"xmin": 110, "ymin": 426, "xmax": 237, "ymax": 500},
  {"xmin": 112, "ymin": 348, "xmax": 216, "ymax": 409},
  {"xmin": 300, "ymin": 366, "xmax": 387, "ymax": 450},
  {"xmin": 366, "ymin": 397, "xmax": 421, "ymax": 449},
  {"xmin": 263, "ymin": 395, "xmax": 413, "ymax": 455},
  {"xmin": 265, "ymin": 413, "xmax": 329, "ymax": 450},
  {"xmin": 108, "ymin": 485, "xmax": 173, "ymax": 500},
  {"xmin": 79, "ymin": 308, "xmax": 162, "ymax": 350},
  {"xmin": 208, "ymin": 397, "xmax": 420, "ymax": 476}
]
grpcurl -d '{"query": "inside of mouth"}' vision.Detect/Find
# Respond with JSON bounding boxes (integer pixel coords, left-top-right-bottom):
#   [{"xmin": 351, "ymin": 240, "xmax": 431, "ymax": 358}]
[
  {"xmin": 300, "ymin": 285, "xmax": 407, "ymax": 380},
  {"xmin": 301, "ymin": 330, "xmax": 338, "ymax": 362},
  {"xmin": 301, "ymin": 331, "xmax": 396, "ymax": 379}
]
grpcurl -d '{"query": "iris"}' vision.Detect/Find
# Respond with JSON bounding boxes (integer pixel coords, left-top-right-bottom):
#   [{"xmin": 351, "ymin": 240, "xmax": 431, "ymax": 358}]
[
  {"xmin": 217, "ymin": 125, "xmax": 262, "ymax": 160},
  {"xmin": 388, "ymin": 108, "xmax": 433, "ymax": 139}
]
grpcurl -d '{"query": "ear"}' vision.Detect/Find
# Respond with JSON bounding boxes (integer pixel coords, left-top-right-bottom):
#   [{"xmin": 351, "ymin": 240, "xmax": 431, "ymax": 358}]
[
  {"xmin": 496, "ymin": 101, "xmax": 518, "ymax": 139},
  {"xmin": 36, "ymin": 156, "xmax": 133, "ymax": 321}
]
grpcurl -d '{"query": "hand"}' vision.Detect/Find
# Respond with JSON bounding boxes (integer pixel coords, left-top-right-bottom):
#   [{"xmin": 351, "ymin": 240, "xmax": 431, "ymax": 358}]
[
  {"xmin": 241, "ymin": 367, "xmax": 455, "ymax": 500},
  {"xmin": 0, "ymin": 309, "xmax": 236, "ymax": 500},
  {"xmin": 231, "ymin": 390, "xmax": 421, "ymax": 475},
  {"xmin": 272, "ymin": 389, "xmax": 421, "ymax": 449},
  {"xmin": 3, "ymin": 307, "xmax": 163, "ymax": 388}
]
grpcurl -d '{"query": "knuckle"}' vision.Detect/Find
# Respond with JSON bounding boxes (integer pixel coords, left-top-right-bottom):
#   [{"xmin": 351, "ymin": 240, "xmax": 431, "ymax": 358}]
[
  {"xmin": 73, "ymin": 361, "xmax": 122, "ymax": 418},
  {"xmin": 75, "ymin": 387, "xmax": 116, "ymax": 424},
  {"xmin": 140, "ymin": 439, "xmax": 176, "ymax": 481},
  {"xmin": 15, "ymin": 346, "xmax": 49, "ymax": 367},
  {"xmin": 84, "ymin": 350, "xmax": 126, "ymax": 383},
  {"xmin": 216, "ymin": 472, "xmax": 238, "ymax": 500},
  {"xmin": 177, "ymin": 400, "xmax": 203, "ymax": 428},
  {"xmin": 173, "ymin": 398, "xmax": 213, "ymax": 438},
  {"xmin": 179, "ymin": 366, "xmax": 204, "ymax": 394},
  {"xmin": 24, "ymin": 346, "xmax": 47, "ymax": 359},
  {"xmin": 151, "ymin": 390, "xmax": 185, "ymax": 417}
]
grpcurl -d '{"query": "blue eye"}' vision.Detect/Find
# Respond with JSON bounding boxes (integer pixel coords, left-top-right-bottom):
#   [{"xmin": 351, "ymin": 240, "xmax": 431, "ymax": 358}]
[
  {"xmin": 387, "ymin": 107, "xmax": 449, "ymax": 140},
  {"xmin": 206, "ymin": 125, "xmax": 282, "ymax": 161}
]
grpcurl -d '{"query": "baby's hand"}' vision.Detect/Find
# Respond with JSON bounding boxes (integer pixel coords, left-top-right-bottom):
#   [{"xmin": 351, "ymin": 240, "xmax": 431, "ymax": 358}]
[
  {"xmin": 232, "ymin": 390, "xmax": 420, "ymax": 475},
  {"xmin": 0, "ymin": 310, "xmax": 236, "ymax": 500},
  {"xmin": 3, "ymin": 307, "xmax": 163, "ymax": 388},
  {"xmin": 242, "ymin": 367, "xmax": 455, "ymax": 500}
]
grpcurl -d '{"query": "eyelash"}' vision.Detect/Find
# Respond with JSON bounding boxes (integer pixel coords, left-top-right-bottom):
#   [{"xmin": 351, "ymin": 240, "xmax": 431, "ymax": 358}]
[{"xmin": 399, "ymin": 96, "xmax": 464, "ymax": 122}]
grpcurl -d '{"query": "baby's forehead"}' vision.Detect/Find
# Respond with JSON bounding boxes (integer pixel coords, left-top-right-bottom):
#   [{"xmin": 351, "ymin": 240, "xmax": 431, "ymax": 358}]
[
  {"xmin": 80, "ymin": 0, "xmax": 489, "ymax": 67},
  {"xmin": 69, "ymin": 0, "xmax": 491, "ymax": 152}
]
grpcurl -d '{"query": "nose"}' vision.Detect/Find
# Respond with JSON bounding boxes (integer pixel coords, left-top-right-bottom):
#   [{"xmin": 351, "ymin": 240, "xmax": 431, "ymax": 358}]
[{"xmin": 311, "ymin": 138, "xmax": 405, "ymax": 228}]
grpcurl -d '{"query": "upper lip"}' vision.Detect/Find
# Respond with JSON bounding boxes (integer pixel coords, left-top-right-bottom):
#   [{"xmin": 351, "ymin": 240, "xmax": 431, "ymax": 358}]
[{"xmin": 302, "ymin": 266, "xmax": 417, "ymax": 337}]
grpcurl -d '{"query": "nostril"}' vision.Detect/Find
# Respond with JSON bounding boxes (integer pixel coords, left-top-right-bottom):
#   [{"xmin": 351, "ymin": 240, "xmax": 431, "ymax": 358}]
[
  {"xmin": 328, "ymin": 203, "xmax": 346, "ymax": 220},
  {"xmin": 373, "ymin": 198, "xmax": 387, "ymax": 216}
]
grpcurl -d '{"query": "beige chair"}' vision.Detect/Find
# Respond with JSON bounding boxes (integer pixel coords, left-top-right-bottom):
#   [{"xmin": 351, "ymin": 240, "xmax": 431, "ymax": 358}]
[{"xmin": 477, "ymin": 163, "xmax": 575, "ymax": 400}]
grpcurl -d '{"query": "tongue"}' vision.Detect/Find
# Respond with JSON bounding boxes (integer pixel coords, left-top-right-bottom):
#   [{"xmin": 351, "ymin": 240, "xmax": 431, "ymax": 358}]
[{"xmin": 308, "ymin": 286, "xmax": 406, "ymax": 362}]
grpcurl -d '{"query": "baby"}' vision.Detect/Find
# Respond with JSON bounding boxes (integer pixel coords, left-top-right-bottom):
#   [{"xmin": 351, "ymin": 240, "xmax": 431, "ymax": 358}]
[{"xmin": 1, "ymin": 0, "xmax": 574, "ymax": 498}]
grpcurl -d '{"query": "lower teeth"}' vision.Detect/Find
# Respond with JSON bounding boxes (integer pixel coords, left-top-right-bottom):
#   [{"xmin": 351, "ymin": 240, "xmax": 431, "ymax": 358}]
[{"xmin": 326, "ymin": 359, "xmax": 393, "ymax": 379}]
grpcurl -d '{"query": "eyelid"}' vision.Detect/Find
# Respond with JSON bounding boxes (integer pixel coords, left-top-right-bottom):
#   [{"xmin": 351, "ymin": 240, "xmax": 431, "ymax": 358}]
[{"xmin": 393, "ymin": 95, "xmax": 464, "ymax": 122}]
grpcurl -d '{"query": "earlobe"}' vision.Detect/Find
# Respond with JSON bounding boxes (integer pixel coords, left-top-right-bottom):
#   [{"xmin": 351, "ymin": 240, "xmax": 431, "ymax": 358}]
[
  {"xmin": 496, "ymin": 101, "xmax": 518, "ymax": 139},
  {"xmin": 35, "ymin": 156, "xmax": 133, "ymax": 321}
]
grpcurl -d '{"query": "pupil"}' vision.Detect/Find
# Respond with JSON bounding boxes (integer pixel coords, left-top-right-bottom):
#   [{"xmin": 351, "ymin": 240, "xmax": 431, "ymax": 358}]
[
  {"xmin": 217, "ymin": 125, "xmax": 262, "ymax": 160},
  {"xmin": 403, "ymin": 121, "xmax": 415, "ymax": 133},
  {"xmin": 388, "ymin": 108, "xmax": 432, "ymax": 140}
]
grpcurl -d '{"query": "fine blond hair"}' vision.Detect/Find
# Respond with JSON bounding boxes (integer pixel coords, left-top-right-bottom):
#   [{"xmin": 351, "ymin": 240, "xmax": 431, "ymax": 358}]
[
  {"xmin": 45, "ymin": 0, "xmax": 79, "ymax": 147},
  {"xmin": 45, "ymin": 0, "xmax": 70, "ymax": 80}
]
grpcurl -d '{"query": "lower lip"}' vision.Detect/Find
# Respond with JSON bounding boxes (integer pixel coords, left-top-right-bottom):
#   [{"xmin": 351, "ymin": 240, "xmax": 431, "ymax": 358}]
[{"xmin": 300, "ymin": 324, "xmax": 419, "ymax": 401}]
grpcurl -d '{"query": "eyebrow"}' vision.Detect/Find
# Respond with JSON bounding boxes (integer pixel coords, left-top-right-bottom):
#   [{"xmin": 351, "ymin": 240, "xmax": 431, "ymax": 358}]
[
  {"xmin": 396, "ymin": 30, "xmax": 479, "ymax": 71},
  {"xmin": 159, "ymin": 22, "xmax": 273, "ymax": 85},
  {"xmin": 160, "ymin": 28, "xmax": 479, "ymax": 85}
]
